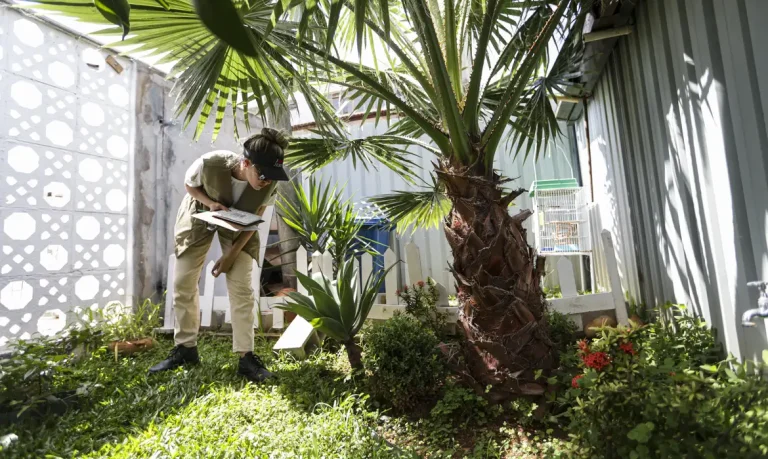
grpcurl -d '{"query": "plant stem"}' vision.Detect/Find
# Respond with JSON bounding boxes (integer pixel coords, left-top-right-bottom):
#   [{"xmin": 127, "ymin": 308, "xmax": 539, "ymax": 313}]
[{"xmin": 344, "ymin": 340, "xmax": 363, "ymax": 371}]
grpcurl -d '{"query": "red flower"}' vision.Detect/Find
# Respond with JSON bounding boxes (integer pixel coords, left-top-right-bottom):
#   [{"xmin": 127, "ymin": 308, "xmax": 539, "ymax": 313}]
[
  {"xmin": 669, "ymin": 372, "xmax": 676, "ymax": 377},
  {"xmin": 582, "ymin": 351, "xmax": 611, "ymax": 371},
  {"xmin": 619, "ymin": 342, "xmax": 637, "ymax": 356},
  {"xmin": 571, "ymin": 374, "xmax": 584, "ymax": 388},
  {"xmin": 417, "ymin": 280, "xmax": 425, "ymax": 288},
  {"xmin": 452, "ymin": 219, "xmax": 461, "ymax": 229},
  {"xmin": 403, "ymin": 285, "xmax": 409, "ymax": 293},
  {"xmin": 395, "ymin": 290, "xmax": 401, "ymax": 297},
  {"xmin": 577, "ymin": 339, "xmax": 590, "ymax": 353}
]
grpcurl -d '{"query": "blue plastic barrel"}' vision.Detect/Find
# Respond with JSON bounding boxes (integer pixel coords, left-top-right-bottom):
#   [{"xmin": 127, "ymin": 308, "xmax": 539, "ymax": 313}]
[{"xmin": 356, "ymin": 216, "xmax": 391, "ymax": 292}]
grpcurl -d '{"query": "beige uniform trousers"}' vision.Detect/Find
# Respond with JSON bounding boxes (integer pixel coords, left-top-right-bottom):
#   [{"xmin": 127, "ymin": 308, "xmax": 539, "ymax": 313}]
[{"xmin": 173, "ymin": 237, "xmax": 256, "ymax": 353}]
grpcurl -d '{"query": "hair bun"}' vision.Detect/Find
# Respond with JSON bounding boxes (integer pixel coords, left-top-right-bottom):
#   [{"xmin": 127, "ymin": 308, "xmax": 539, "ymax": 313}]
[{"xmin": 261, "ymin": 127, "xmax": 289, "ymax": 150}]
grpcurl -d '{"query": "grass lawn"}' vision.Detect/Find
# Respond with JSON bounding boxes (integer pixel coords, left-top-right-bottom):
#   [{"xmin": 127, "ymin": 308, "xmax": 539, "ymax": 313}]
[{"xmin": 0, "ymin": 335, "xmax": 557, "ymax": 458}]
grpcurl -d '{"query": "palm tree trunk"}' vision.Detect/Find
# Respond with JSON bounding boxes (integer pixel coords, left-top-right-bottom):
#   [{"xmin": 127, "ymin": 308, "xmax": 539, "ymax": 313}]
[{"xmin": 437, "ymin": 164, "xmax": 556, "ymax": 403}]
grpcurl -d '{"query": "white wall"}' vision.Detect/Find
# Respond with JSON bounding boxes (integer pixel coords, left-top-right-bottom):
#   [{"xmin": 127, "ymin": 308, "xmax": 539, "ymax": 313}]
[{"xmin": 0, "ymin": 10, "xmax": 134, "ymax": 348}]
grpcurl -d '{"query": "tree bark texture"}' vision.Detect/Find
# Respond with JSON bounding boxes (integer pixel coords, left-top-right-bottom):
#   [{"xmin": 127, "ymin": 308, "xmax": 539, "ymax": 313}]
[{"xmin": 437, "ymin": 163, "xmax": 556, "ymax": 402}]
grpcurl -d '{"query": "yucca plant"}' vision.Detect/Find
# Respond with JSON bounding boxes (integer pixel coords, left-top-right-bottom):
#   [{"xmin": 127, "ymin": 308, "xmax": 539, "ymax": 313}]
[
  {"xmin": 276, "ymin": 177, "xmax": 371, "ymax": 275},
  {"xmin": 29, "ymin": 0, "xmax": 595, "ymax": 399},
  {"xmin": 277, "ymin": 257, "xmax": 392, "ymax": 370}
]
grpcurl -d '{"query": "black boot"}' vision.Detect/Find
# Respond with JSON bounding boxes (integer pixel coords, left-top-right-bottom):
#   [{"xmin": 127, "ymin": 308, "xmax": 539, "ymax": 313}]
[
  {"xmin": 238, "ymin": 352, "xmax": 274, "ymax": 382},
  {"xmin": 148, "ymin": 345, "xmax": 200, "ymax": 374}
]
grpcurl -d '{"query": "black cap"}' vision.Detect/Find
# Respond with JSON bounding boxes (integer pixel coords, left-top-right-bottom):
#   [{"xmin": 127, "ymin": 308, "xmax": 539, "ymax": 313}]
[
  {"xmin": 243, "ymin": 128, "xmax": 290, "ymax": 182},
  {"xmin": 245, "ymin": 147, "xmax": 289, "ymax": 182}
]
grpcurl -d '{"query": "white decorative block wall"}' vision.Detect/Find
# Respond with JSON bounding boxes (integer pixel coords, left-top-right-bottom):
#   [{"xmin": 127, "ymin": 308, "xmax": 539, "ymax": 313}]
[{"xmin": 0, "ymin": 10, "xmax": 134, "ymax": 350}]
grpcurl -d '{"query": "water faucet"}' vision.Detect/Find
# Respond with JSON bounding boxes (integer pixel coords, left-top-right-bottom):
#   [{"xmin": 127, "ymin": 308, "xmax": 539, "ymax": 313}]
[{"xmin": 742, "ymin": 281, "xmax": 768, "ymax": 327}]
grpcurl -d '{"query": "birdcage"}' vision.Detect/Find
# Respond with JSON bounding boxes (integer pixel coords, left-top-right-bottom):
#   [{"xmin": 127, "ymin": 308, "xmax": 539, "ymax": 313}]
[{"xmin": 530, "ymin": 179, "xmax": 592, "ymax": 255}]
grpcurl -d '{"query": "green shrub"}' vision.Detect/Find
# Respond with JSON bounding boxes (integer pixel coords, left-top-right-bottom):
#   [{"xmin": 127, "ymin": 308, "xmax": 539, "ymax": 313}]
[
  {"xmin": 426, "ymin": 382, "xmax": 501, "ymax": 446},
  {"xmin": 637, "ymin": 302, "xmax": 722, "ymax": 367},
  {"xmin": 544, "ymin": 308, "xmax": 578, "ymax": 353},
  {"xmin": 397, "ymin": 278, "xmax": 448, "ymax": 335},
  {"xmin": 362, "ymin": 314, "xmax": 445, "ymax": 412},
  {"xmin": 101, "ymin": 299, "xmax": 161, "ymax": 342},
  {"xmin": 559, "ymin": 317, "xmax": 768, "ymax": 458},
  {"xmin": 0, "ymin": 309, "xmax": 104, "ymax": 413}
]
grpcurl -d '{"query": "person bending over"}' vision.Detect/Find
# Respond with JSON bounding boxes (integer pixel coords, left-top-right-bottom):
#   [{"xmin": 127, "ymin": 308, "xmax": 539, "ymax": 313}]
[{"xmin": 149, "ymin": 128, "xmax": 290, "ymax": 382}]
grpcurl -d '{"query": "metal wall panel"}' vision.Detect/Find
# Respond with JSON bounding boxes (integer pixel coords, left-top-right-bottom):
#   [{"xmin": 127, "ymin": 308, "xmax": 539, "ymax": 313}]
[{"xmin": 577, "ymin": 0, "xmax": 768, "ymax": 360}]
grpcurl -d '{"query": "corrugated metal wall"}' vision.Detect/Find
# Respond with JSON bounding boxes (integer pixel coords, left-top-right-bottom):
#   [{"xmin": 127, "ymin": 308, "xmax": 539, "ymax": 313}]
[
  {"xmin": 295, "ymin": 119, "xmax": 578, "ymax": 290},
  {"xmin": 577, "ymin": 0, "xmax": 768, "ymax": 360}
]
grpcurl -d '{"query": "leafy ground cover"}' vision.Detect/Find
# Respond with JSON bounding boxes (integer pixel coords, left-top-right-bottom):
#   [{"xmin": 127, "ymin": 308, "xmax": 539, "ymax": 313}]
[
  {"xmin": 0, "ymin": 334, "xmax": 562, "ymax": 458},
  {"xmin": 2, "ymin": 302, "xmax": 767, "ymax": 458}
]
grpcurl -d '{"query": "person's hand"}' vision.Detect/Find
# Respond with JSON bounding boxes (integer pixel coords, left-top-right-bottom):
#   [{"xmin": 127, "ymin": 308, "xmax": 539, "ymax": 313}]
[
  {"xmin": 208, "ymin": 201, "xmax": 229, "ymax": 212},
  {"xmin": 212, "ymin": 253, "xmax": 236, "ymax": 277}
]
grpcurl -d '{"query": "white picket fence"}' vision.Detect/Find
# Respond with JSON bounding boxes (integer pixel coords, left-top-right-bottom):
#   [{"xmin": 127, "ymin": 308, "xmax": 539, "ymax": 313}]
[
  {"xmin": 547, "ymin": 230, "xmax": 629, "ymax": 329},
  {"xmin": 160, "ymin": 209, "xmax": 627, "ymax": 344},
  {"xmin": 159, "ymin": 235, "xmax": 457, "ymax": 333}
]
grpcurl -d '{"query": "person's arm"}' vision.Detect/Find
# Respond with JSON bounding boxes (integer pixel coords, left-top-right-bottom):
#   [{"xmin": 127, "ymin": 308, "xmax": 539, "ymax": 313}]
[
  {"xmin": 186, "ymin": 184, "xmax": 229, "ymax": 212},
  {"xmin": 212, "ymin": 207, "xmax": 265, "ymax": 276},
  {"xmin": 184, "ymin": 158, "xmax": 229, "ymax": 212},
  {"xmin": 212, "ymin": 230, "xmax": 254, "ymax": 277},
  {"xmin": 212, "ymin": 186, "xmax": 276, "ymax": 277}
]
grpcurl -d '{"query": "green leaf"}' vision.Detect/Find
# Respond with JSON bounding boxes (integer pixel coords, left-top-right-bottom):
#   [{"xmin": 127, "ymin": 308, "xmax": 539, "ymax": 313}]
[
  {"xmin": 354, "ymin": 0, "xmax": 367, "ymax": 57},
  {"xmin": 275, "ymin": 301, "xmax": 323, "ymax": 323},
  {"xmin": 297, "ymin": 0, "xmax": 318, "ymax": 42},
  {"xmin": 264, "ymin": 0, "xmax": 291, "ymax": 41},
  {"xmin": 311, "ymin": 289, "xmax": 343, "ymax": 323},
  {"xmin": 326, "ymin": 0, "xmax": 344, "ymax": 52},
  {"xmin": 700, "ymin": 364, "xmax": 718, "ymax": 373},
  {"xmin": 379, "ymin": 0, "xmax": 390, "ymax": 38},
  {"xmin": 286, "ymin": 132, "xmax": 425, "ymax": 184},
  {"xmin": 762, "ymin": 349, "xmax": 768, "ymax": 364},
  {"xmin": 627, "ymin": 422, "xmax": 655, "ymax": 444},
  {"xmin": 192, "ymin": 0, "xmax": 258, "ymax": 57},
  {"xmin": 309, "ymin": 317, "xmax": 349, "ymax": 342},
  {"xmin": 153, "ymin": 0, "xmax": 170, "ymax": 11},
  {"xmin": 370, "ymin": 176, "xmax": 451, "ymax": 233},
  {"xmin": 337, "ymin": 258, "xmax": 358, "ymax": 329},
  {"xmin": 94, "ymin": 0, "xmax": 130, "ymax": 39}
]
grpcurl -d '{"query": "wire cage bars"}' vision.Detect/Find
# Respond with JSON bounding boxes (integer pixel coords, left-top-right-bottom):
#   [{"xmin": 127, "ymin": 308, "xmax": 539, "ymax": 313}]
[{"xmin": 530, "ymin": 179, "xmax": 592, "ymax": 255}]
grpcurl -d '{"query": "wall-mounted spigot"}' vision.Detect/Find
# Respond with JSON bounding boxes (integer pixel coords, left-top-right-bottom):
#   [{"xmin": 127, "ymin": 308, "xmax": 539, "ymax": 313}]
[{"xmin": 742, "ymin": 281, "xmax": 768, "ymax": 327}]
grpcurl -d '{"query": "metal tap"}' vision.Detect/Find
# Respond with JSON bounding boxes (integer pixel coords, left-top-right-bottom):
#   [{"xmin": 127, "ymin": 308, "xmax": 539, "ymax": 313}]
[{"xmin": 742, "ymin": 281, "xmax": 768, "ymax": 327}]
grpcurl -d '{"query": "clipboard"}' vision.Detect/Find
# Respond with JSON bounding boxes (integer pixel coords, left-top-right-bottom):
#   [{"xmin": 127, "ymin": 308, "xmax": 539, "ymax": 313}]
[{"xmin": 192, "ymin": 212, "xmax": 264, "ymax": 232}]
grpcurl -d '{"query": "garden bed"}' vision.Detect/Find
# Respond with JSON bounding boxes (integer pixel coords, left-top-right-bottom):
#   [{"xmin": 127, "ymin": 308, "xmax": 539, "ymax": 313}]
[{"xmin": 1, "ymin": 303, "xmax": 766, "ymax": 458}]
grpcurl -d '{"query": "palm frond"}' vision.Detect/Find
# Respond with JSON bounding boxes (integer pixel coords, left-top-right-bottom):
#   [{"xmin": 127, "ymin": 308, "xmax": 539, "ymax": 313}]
[
  {"xmin": 286, "ymin": 132, "xmax": 431, "ymax": 184},
  {"xmin": 25, "ymin": 0, "xmax": 294, "ymax": 140},
  {"xmin": 386, "ymin": 116, "xmax": 429, "ymax": 139},
  {"xmin": 483, "ymin": 0, "xmax": 586, "ymax": 159},
  {"xmin": 481, "ymin": 0, "xmax": 572, "ymax": 161},
  {"xmin": 370, "ymin": 176, "xmax": 451, "ymax": 233}
]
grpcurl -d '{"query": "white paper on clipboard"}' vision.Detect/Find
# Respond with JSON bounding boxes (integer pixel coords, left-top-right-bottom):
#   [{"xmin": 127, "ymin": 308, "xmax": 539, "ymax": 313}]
[{"xmin": 192, "ymin": 212, "xmax": 264, "ymax": 232}]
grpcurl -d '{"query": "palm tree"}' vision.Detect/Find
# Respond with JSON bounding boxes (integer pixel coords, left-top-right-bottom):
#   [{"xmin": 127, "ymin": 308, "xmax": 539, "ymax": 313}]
[{"xmin": 30, "ymin": 0, "xmax": 593, "ymax": 400}]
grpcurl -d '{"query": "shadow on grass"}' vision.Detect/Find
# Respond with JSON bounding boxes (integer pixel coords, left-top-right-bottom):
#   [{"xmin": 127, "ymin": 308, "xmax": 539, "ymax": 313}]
[
  {"xmin": 3, "ymin": 334, "xmax": 402, "ymax": 458},
  {"xmin": 268, "ymin": 346, "xmax": 359, "ymax": 413},
  {"xmin": 2, "ymin": 334, "xmax": 263, "ymax": 458}
]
